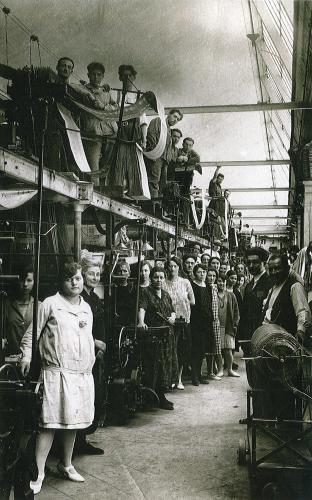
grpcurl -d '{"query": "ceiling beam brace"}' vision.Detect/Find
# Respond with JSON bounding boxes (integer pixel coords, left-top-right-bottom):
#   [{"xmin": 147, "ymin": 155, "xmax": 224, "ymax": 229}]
[
  {"xmin": 215, "ymin": 187, "xmax": 292, "ymax": 192},
  {"xmin": 232, "ymin": 205, "xmax": 290, "ymax": 209},
  {"xmin": 242, "ymin": 216, "xmax": 291, "ymax": 219},
  {"xmin": 159, "ymin": 102, "xmax": 312, "ymax": 115},
  {"xmin": 201, "ymin": 160, "xmax": 290, "ymax": 166}
]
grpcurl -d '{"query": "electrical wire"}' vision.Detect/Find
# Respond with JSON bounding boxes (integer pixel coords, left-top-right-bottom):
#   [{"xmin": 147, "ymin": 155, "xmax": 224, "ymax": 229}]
[{"xmin": 0, "ymin": 1, "xmax": 84, "ymax": 81}]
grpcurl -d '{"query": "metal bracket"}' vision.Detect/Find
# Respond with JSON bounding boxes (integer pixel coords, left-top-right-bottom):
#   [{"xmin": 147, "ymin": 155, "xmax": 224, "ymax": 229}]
[{"xmin": 77, "ymin": 181, "xmax": 93, "ymax": 203}]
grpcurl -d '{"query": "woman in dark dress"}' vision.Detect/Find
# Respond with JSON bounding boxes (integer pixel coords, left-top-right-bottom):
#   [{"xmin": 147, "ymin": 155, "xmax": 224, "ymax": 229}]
[
  {"xmin": 77, "ymin": 259, "xmax": 106, "ymax": 455},
  {"xmin": 5, "ymin": 265, "xmax": 38, "ymax": 356},
  {"xmin": 226, "ymin": 269, "xmax": 243, "ymax": 355},
  {"xmin": 190, "ymin": 264, "xmax": 213, "ymax": 386},
  {"xmin": 138, "ymin": 266, "xmax": 177, "ymax": 410}
]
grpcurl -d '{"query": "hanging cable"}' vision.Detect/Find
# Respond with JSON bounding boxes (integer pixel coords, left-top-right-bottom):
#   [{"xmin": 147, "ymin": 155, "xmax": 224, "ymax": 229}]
[
  {"xmin": 0, "ymin": 0, "xmax": 83, "ymax": 80},
  {"xmin": 2, "ymin": 6, "xmax": 10, "ymax": 64}
]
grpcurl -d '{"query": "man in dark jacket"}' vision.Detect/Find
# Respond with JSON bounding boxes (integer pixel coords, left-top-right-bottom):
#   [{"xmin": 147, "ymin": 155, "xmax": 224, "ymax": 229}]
[
  {"xmin": 239, "ymin": 247, "xmax": 271, "ymax": 354},
  {"xmin": 263, "ymin": 252, "xmax": 310, "ymax": 337},
  {"xmin": 174, "ymin": 137, "xmax": 202, "ymax": 226},
  {"xmin": 145, "ymin": 109, "xmax": 183, "ymax": 198},
  {"xmin": 238, "ymin": 247, "xmax": 271, "ymax": 424}
]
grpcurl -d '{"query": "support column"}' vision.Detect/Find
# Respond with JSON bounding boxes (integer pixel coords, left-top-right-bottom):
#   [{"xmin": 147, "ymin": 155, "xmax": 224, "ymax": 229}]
[
  {"xmin": 106, "ymin": 212, "xmax": 115, "ymax": 249},
  {"xmin": 296, "ymin": 215, "xmax": 302, "ymax": 248},
  {"xmin": 73, "ymin": 203, "xmax": 84, "ymax": 261},
  {"xmin": 303, "ymin": 181, "xmax": 312, "ymax": 246}
]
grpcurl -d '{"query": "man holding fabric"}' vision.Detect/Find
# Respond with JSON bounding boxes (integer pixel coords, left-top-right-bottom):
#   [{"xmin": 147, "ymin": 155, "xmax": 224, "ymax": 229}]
[
  {"xmin": 78, "ymin": 62, "xmax": 117, "ymax": 183},
  {"xmin": 105, "ymin": 65, "xmax": 151, "ymax": 199},
  {"xmin": 145, "ymin": 108, "xmax": 183, "ymax": 198}
]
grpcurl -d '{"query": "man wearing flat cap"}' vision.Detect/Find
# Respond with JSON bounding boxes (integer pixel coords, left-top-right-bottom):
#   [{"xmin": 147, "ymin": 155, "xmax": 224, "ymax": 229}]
[{"xmin": 239, "ymin": 247, "xmax": 271, "ymax": 357}]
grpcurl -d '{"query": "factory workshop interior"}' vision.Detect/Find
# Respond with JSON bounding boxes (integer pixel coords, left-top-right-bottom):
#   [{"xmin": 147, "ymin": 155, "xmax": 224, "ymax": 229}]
[{"xmin": 2, "ymin": 0, "xmax": 312, "ymax": 499}]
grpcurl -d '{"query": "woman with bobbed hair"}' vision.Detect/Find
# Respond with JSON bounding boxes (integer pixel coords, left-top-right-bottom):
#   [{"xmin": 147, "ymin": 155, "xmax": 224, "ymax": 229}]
[
  {"xmin": 140, "ymin": 261, "xmax": 152, "ymax": 288},
  {"xmin": 205, "ymin": 267, "xmax": 223, "ymax": 380},
  {"xmin": 77, "ymin": 258, "xmax": 106, "ymax": 455},
  {"xmin": 20, "ymin": 262, "xmax": 95, "ymax": 494},
  {"xmin": 190, "ymin": 263, "xmax": 214, "ymax": 385},
  {"xmin": 138, "ymin": 266, "xmax": 176, "ymax": 409},
  {"xmin": 5, "ymin": 263, "xmax": 39, "ymax": 355},
  {"xmin": 164, "ymin": 257, "xmax": 195, "ymax": 389}
]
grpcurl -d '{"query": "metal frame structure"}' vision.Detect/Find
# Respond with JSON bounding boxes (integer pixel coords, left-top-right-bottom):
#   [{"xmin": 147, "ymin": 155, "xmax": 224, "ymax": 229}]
[{"xmin": 0, "ymin": 148, "xmax": 208, "ymax": 260}]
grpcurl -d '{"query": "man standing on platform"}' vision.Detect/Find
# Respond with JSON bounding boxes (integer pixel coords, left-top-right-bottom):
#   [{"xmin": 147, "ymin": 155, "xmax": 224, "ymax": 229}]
[
  {"xmin": 145, "ymin": 108, "xmax": 183, "ymax": 198},
  {"xmin": 55, "ymin": 56, "xmax": 74, "ymax": 84},
  {"xmin": 208, "ymin": 165, "xmax": 226, "ymax": 239},
  {"xmin": 167, "ymin": 128, "xmax": 182, "ymax": 181},
  {"xmin": 174, "ymin": 137, "xmax": 202, "ymax": 226},
  {"xmin": 78, "ymin": 62, "xmax": 117, "ymax": 183},
  {"xmin": 45, "ymin": 57, "xmax": 75, "ymax": 171}
]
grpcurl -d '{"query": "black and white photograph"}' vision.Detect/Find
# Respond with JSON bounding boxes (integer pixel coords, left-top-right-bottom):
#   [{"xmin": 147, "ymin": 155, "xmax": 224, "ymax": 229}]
[{"xmin": 0, "ymin": 1, "xmax": 312, "ymax": 499}]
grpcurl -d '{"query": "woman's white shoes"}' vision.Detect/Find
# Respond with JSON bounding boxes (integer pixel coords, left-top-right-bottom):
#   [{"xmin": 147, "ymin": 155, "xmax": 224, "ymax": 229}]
[
  {"xmin": 30, "ymin": 475, "xmax": 45, "ymax": 495},
  {"xmin": 177, "ymin": 382, "xmax": 185, "ymax": 390},
  {"xmin": 57, "ymin": 462, "xmax": 85, "ymax": 482}
]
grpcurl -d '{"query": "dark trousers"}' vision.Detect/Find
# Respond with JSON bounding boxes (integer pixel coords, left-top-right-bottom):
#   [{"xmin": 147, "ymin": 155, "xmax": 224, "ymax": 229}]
[
  {"xmin": 175, "ymin": 171, "xmax": 192, "ymax": 224},
  {"xmin": 145, "ymin": 157, "xmax": 168, "ymax": 198}
]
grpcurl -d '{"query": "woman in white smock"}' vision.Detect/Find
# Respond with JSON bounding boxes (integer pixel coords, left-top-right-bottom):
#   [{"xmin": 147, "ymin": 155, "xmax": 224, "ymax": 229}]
[{"xmin": 20, "ymin": 262, "xmax": 95, "ymax": 494}]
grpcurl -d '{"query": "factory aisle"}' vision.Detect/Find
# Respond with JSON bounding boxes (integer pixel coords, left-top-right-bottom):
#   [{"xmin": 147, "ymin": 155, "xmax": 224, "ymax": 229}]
[{"xmin": 39, "ymin": 355, "xmax": 250, "ymax": 500}]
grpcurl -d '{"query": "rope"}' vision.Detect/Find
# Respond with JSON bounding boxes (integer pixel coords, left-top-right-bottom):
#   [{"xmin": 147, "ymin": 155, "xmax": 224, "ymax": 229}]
[{"xmin": 0, "ymin": 1, "xmax": 83, "ymax": 81}]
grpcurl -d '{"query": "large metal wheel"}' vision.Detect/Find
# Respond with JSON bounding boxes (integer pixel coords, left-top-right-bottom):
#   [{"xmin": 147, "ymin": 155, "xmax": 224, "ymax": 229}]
[
  {"xmin": 118, "ymin": 327, "xmax": 131, "ymax": 369},
  {"xmin": 261, "ymin": 481, "xmax": 280, "ymax": 500},
  {"xmin": 237, "ymin": 438, "xmax": 247, "ymax": 465}
]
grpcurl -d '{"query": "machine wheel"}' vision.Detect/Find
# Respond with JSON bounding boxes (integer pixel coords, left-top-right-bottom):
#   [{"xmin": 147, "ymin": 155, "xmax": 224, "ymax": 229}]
[
  {"xmin": 118, "ymin": 327, "xmax": 130, "ymax": 369},
  {"xmin": 262, "ymin": 481, "xmax": 280, "ymax": 500},
  {"xmin": 237, "ymin": 438, "xmax": 247, "ymax": 465}
]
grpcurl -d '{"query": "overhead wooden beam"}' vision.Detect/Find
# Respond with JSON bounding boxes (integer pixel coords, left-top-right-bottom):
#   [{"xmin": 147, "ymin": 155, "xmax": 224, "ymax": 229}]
[
  {"xmin": 0, "ymin": 149, "xmax": 79, "ymax": 199},
  {"xmin": 161, "ymin": 102, "xmax": 312, "ymax": 115},
  {"xmin": 232, "ymin": 205, "xmax": 290, "ymax": 209},
  {"xmin": 201, "ymin": 160, "xmax": 290, "ymax": 167},
  {"xmin": 252, "ymin": 231, "xmax": 289, "ymax": 235},
  {"xmin": 246, "ymin": 225, "xmax": 290, "ymax": 229},
  {"xmin": 242, "ymin": 216, "xmax": 290, "ymax": 219},
  {"xmin": 225, "ymin": 187, "xmax": 292, "ymax": 192}
]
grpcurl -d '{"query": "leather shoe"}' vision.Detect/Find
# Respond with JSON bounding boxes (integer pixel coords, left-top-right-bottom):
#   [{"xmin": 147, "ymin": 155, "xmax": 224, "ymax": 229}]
[
  {"xmin": 199, "ymin": 378, "xmax": 210, "ymax": 384},
  {"xmin": 57, "ymin": 463, "xmax": 85, "ymax": 482},
  {"xmin": 159, "ymin": 396, "xmax": 174, "ymax": 410},
  {"xmin": 192, "ymin": 379, "xmax": 200, "ymax": 386},
  {"xmin": 75, "ymin": 441, "xmax": 104, "ymax": 455},
  {"xmin": 239, "ymin": 417, "xmax": 248, "ymax": 425}
]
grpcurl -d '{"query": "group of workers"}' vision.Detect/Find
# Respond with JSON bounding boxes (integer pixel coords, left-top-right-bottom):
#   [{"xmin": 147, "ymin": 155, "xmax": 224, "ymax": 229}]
[
  {"xmin": 3, "ymin": 236, "xmax": 311, "ymax": 495},
  {"xmin": 44, "ymin": 56, "xmax": 204, "ymax": 218}
]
